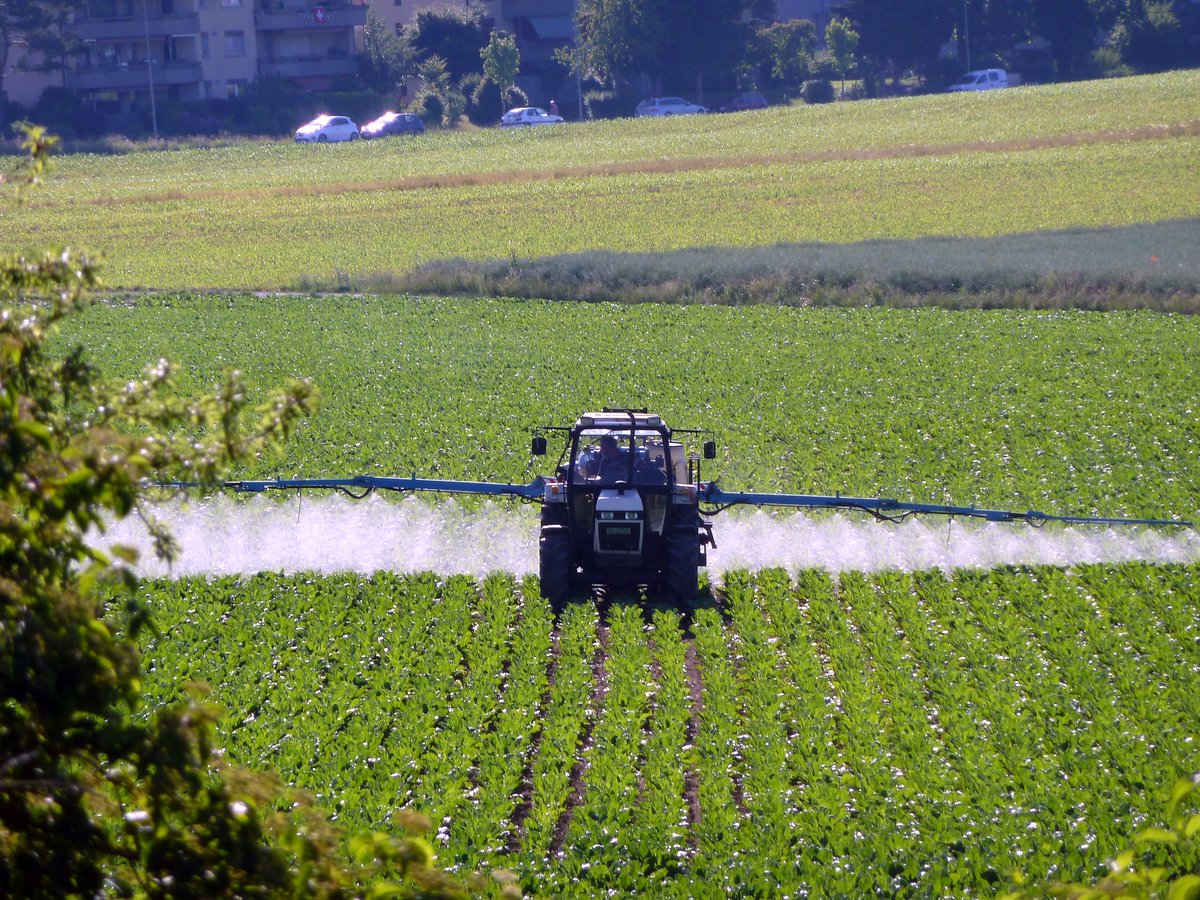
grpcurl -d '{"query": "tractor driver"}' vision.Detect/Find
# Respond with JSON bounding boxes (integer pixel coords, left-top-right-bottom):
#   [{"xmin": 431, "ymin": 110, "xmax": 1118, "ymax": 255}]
[{"xmin": 589, "ymin": 434, "xmax": 628, "ymax": 482}]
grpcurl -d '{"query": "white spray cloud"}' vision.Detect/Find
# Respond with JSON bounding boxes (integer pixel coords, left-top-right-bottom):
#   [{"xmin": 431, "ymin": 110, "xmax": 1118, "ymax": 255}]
[{"xmin": 93, "ymin": 495, "xmax": 1200, "ymax": 581}]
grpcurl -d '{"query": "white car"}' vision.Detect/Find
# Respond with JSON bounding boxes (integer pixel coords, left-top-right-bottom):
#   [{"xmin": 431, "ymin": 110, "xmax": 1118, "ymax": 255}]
[
  {"xmin": 500, "ymin": 107, "xmax": 565, "ymax": 127},
  {"xmin": 947, "ymin": 68, "xmax": 1011, "ymax": 92},
  {"xmin": 635, "ymin": 96, "xmax": 707, "ymax": 117},
  {"xmin": 294, "ymin": 115, "xmax": 360, "ymax": 143}
]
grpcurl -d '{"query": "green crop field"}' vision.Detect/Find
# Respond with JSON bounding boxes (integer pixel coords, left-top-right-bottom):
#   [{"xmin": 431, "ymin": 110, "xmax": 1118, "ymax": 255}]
[
  {"xmin": 123, "ymin": 565, "xmax": 1200, "ymax": 897},
  {"xmin": 60, "ymin": 295, "xmax": 1200, "ymax": 520},
  {"xmin": 4, "ymin": 71, "xmax": 1199, "ymax": 290},
  {"xmin": 21, "ymin": 69, "xmax": 1200, "ymax": 897}
]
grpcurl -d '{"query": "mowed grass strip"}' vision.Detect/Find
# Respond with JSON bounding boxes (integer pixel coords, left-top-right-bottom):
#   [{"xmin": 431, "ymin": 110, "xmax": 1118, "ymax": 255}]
[{"xmin": 10, "ymin": 137, "xmax": 1198, "ymax": 290}]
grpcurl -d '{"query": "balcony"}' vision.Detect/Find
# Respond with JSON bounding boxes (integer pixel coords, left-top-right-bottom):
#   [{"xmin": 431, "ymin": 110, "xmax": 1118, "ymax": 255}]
[
  {"xmin": 76, "ymin": 13, "xmax": 200, "ymax": 40},
  {"xmin": 66, "ymin": 60, "xmax": 202, "ymax": 91},
  {"xmin": 501, "ymin": 0, "xmax": 572, "ymax": 17},
  {"xmin": 254, "ymin": 3, "xmax": 365, "ymax": 31},
  {"xmin": 258, "ymin": 55, "xmax": 357, "ymax": 78}
]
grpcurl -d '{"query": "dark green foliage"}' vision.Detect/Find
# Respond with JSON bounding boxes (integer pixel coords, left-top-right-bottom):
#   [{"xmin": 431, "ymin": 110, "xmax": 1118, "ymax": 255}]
[
  {"xmin": 465, "ymin": 77, "xmax": 528, "ymax": 127},
  {"xmin": 757, "ymin": 19, "xmax": 818, "ymax": 88},
  {"xmin": 0, "ymin": 126, "xmax": 467, "ymax": 899},
  {"xmin": 359, "ymin": 8, "xmax": 415, "ymax": 95},
  {"xmin": 405, "ymin": 6, "xmax": 487, "ymax": 82},
  {"xmin": 801, "ymin": 77, "xmax": 834, "ymax": 103},
  {"xmin": 568, "ymin": 0, "xmax": 750, "ymax": 96}
]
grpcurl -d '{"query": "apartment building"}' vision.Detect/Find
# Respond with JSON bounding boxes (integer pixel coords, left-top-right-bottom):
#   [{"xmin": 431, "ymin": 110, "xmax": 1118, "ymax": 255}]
[
  {"xmin": 6, "ymin": 0, "xmax": 819, "ymax": 113},
  {"xmin": 7, "ymin": 0, "xmax": 364, "ymax": 110}
]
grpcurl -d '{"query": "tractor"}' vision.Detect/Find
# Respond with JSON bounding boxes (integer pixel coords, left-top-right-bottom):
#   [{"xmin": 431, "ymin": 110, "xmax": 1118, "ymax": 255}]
[
  {"xmin": 532, "ymin": 409, "xmax": 716, "ymax": 607},
  {"xmin": 161, "ymin": 407, "xmax": 1192, "ymax": 608}
]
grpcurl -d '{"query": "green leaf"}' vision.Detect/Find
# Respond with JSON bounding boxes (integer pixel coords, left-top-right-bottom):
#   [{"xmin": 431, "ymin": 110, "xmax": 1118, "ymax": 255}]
[
  {"xmin": 1168, "ymin": 777, "xmax": 1195, "ymax": 819},
  {"xmin": 1135, "ymin": 826, "xmax": 1179, "ymax": 845},
  {"xmin": 1169, "ymin": 875, "xmax": 1200, "ymax": 900},
  {"xmin": 1186, "ymin": 813, "xmax": 1200, "ymax": 840}
]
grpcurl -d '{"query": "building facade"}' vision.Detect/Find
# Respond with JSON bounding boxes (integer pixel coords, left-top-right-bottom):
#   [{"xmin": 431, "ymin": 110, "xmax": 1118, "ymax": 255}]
[
  {"xmin": 7, "ymin": 0, "xmax": 364, "ymax": 111},
  {"xmin": 6, "ymin": 0, "xmax": 819, "ymax": 114}
]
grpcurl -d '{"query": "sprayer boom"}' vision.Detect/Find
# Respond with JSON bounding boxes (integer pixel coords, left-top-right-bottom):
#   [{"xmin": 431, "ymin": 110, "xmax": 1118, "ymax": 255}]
[
  {"xmin": 697, "ymin": 485, "xmax": 1192, "ymax": 528},
  {"xmin": 157, "ymin": 408, "xmax": 1192, "ymax": 607},
  {"xmin": 161, "ymin": 475, "xmax": 546, "ymax": 501}
]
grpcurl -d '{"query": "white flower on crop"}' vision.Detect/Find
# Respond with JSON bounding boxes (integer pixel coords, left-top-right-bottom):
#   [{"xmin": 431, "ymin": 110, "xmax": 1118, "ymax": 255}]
[{"xmin": 125, "ymin": 810, "xmax": 150, "ymax": 823}]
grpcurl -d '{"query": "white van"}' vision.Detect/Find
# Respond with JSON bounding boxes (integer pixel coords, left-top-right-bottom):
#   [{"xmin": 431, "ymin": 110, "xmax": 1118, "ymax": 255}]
[{"xmin": 947, "ymin": 68, "xmax": 1011, "ymax": 91}]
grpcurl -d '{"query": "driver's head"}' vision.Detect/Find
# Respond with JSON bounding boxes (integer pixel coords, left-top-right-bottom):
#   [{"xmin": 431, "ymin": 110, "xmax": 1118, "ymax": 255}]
[{"xmin": 599, "ymin": 434, "xmax": 619, "ymax": 456}]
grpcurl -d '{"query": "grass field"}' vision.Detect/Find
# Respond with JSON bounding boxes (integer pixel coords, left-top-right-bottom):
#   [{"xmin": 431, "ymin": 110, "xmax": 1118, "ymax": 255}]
[{"xmin": 4, "ymin": 72, "xmax": 1199, "ymax": 290}]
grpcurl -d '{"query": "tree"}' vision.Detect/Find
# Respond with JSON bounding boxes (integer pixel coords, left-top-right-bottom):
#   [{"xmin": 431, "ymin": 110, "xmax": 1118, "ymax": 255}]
[
  {"xmin": 0, "ymin": 0, "xmax": 78, "ymax": 123},
  {"xmin": 360, "ymin": 8, "xmax": 415, "ymax": 95},
  {"xmin": 406, "ymin": 5, "xmax": 487, "ymax": 83},
  {"xmin": 837, "ymin": 0, "xmax": 957, "ymax": 89},
  {"xmin": 1029, "ymin": 0, "xmax": 1098, "ymax": 79},
  {"xmin": 412, "ymin": 54, "xmax": 466, "ymax": 127},
  {"xmin": 759, "ymin": 19, "xmax": 818, "ymax": 88},
  {"xmin": 650, "ymin": 0, "xmax": 751, "ymax": 99},
  {"xmin": 1110, "ymin": 0, "xmax": 1193, "ymax": 73},
  {"xmin": 480, "ymin": 31, "xmax": 520, "ymax": 119},
  {"xmin": 825, "ymin": 17, "xmax": 860, "ymax": 97},
  {"xmin": 566, "ymin": 0, "xmax": 658, "ymax": 89},
  {"xmin": 0, "ymin": 125, "xmax": 466, "ymax": 899},
  {"xmin": 567, "ymin": 0, "xmax": 751, "ymax": 99}
]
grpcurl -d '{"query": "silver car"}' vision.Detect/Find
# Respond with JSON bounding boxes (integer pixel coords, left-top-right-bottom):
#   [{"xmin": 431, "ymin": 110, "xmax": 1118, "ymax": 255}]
[{"xmin": 634, "ymin": 97, "xmax": 707, "ymax": 117}]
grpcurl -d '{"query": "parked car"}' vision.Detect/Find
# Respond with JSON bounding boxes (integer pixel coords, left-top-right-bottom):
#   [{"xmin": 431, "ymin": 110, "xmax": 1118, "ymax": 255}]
[
  {"xmin": 294, "ymin": 115, "xmax": 359, "ymax": 142},
  {"xmin": 717, "ymin": 91, "xmax": 768, "ymax": 113},
  {"xmin": 947, "ymin": 68, "xmax": 1012, "ymax": 92},
  {"xmin": 635, "ymin": 96, "xmax": 707, "ymax": 117},
  {"xmin": 500, "ymin": 107, "xmax": 565, "ymax": 127},
  {"xmin": 361, "ymin": 111, "xmax": 425, "ymax": 139}
]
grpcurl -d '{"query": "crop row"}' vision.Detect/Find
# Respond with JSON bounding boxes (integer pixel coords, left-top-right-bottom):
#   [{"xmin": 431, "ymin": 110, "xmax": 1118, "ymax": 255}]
[
  {"xmin": 127, "ymin": 562, "xmax": 1200, "ymax": 896},
  {"xmin": 59, "ymin": 297, "xmax": 1200, "ymax": 522}
]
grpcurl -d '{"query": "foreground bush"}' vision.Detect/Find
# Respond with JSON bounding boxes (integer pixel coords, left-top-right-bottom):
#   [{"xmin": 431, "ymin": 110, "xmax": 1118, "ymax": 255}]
[{"xmin": 0, "ymin": 125, "xmax": 472, "ymax": 899}]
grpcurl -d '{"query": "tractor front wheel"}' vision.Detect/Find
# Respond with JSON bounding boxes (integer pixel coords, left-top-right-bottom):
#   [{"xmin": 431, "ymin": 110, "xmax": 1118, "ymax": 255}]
[
  {"xmin": 539, "ymin": 526, "xmax": 571, "ymax": 613},
  {"xmin": 663, "ymin": 508, "xmax": 700, "ymax": 608}
]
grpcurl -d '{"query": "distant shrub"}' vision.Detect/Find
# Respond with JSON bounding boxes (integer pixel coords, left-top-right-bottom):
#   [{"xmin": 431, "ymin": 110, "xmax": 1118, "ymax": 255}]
[
  {"xmin": 584, "ymin": 89, "xmax": 635, "ymax": 120},
  {"xmin": 801, "ymin": 79, "xmax": 835, "ymax": 104},
  {"xmin": 1091, "ymin": 47, "xmax": 1135, "ymax": 79},
  {"xmin": 465, "ymin": 76, "xmax": 527, "ymax": 126},
  {"xmin": 411, "ymin": 90, "xmax": 446, "ymax": 127}
]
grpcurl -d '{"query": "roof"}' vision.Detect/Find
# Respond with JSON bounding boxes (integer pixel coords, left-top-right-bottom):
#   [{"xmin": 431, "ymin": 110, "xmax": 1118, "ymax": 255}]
[{"xmin": 577, "ymin": 411, "xmax": 665, "ymax": 430}]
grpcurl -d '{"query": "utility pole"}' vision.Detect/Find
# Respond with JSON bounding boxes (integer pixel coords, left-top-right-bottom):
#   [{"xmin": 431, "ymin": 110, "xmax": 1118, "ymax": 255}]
[
  {"xmin": 573, "ymin": 0, "xmax": 582, "ymax": 120},
  {"xmin": 963, "ymin": 0, "xmax": 971, "ymax": 71},
  {"xmin": 142, "ymin": 0, "xmax": 159, "ymax": 138}
]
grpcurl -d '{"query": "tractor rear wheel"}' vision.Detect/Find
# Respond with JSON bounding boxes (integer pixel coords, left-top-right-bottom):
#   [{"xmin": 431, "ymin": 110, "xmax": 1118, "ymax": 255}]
[
  {"xmin": 663, "ymin": 507, "xmax": 700, "ymax": 608},
  {"xmin": 539, "ymin": 523, "xmax": 571, "ymax": 613}
]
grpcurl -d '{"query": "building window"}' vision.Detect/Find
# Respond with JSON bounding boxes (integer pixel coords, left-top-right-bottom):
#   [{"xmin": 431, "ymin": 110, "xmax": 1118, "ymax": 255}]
[
  {"xmin": 221, "ymin": 0, "xmax": 241, "ymax": 7},
  {"xmin": 201, "ymin": 32, "xmax": 209, "ymax": 58},
  {"xmin": 223, "ymin": 30, "xmax": 245, "ymax": 56}
]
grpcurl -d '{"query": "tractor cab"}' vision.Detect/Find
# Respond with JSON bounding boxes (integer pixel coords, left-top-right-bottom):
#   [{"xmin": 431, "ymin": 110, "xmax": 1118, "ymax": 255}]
[{"xmin": 534, "ymin": 409, "xmax": 714, "ymax": 606}]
